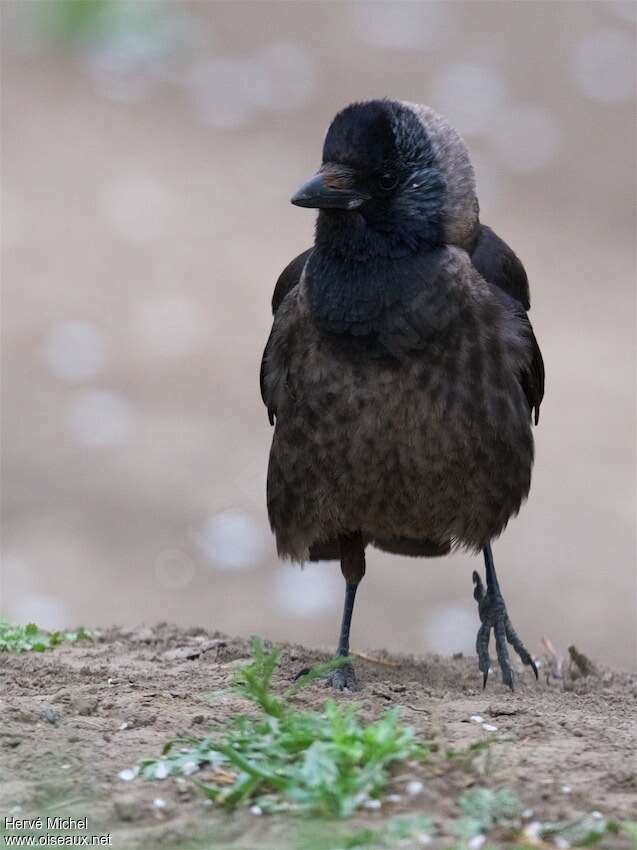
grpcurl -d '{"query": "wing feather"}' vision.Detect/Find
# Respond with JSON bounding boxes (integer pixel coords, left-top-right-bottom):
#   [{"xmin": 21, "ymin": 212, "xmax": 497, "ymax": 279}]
[{"xmin": 471, "ymin": 224, "xmax": 544, "ymax": 423}]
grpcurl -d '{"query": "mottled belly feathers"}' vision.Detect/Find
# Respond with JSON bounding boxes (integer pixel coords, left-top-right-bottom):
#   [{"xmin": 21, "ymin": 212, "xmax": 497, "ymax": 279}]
[{"xmin": 262, "ymin": 247, "xmax": 535, "ymax": 562}]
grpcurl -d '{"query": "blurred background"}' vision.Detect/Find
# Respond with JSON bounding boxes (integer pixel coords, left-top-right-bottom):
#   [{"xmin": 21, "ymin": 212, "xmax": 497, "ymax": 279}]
[{"xmin": 1, "ymin": 1, "xmax": 635, "ymax": 670}]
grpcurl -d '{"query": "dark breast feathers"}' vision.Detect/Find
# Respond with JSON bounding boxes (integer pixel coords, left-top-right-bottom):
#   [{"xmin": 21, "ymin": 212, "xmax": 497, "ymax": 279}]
[{"xmin": 261, "ymin": 227, "xmax": 544, "ymax": 563}]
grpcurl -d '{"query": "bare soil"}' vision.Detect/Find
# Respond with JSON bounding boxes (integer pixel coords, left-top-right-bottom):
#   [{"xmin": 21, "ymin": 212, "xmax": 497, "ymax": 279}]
[{"xmin": 1, "ymin": 625, "xmax": 635, "ymax": 849}]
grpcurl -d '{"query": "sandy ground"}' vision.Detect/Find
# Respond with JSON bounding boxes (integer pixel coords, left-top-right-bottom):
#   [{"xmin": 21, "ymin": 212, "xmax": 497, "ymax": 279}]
[{"xmin": 1, "ymin": 626, "xmax": 635, "ymax": 850}]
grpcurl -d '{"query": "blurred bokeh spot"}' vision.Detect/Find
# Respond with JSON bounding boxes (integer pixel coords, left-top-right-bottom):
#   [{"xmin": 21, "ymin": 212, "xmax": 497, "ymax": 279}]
[{"xmin": 198, "ymin": 510, "xmax": 269, "ymax": 572}]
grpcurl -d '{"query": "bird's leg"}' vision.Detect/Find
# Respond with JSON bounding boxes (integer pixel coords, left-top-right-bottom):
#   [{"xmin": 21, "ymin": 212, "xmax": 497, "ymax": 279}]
[
  {"xmin": 472, "ymin": 542, "xmax": 538, "ymax": 690},
  {"xmin": 328, "ymin": 531, "xmax": 366, "ymax": 692}
]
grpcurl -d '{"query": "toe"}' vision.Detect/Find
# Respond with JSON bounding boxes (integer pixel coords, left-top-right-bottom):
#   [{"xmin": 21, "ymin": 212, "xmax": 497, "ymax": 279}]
[
  {"xmin": 476, "ymin": 621, "xmax": 492, "ymax": 687},
  {"xmin": 504, "ymin": 618, "xmax": 539, "ymax": 680},
  {"xmin": 494, "ymin": 619, "xmax": 514, "ymax": 691},
  {"xmin": 327, "ymin": 664, "xmax": 358, "ymax": 692}
]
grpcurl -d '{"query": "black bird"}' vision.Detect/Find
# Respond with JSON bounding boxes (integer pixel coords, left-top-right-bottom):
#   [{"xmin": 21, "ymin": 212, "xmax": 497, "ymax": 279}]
[{"xmin": 261, "ymin": 100, "xmax": 544, "ymax": 691}]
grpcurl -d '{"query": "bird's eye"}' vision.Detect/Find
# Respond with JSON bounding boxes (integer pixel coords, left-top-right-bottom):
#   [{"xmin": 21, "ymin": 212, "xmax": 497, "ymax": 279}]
[{"xmin": 379, "ymin": 172, "xmax": 398, "ymax": 192}]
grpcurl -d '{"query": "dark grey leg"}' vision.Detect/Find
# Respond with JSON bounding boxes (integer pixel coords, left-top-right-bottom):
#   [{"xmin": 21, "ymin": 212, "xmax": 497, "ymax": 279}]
[
  {"xmin": 336, "ymin": 582, "xmax": 359, "ymax": 658},
  {"xmin": 472, "ymin": 542, "xmax": 538, "ymax": 690},
  {"xmin": 328, "ymin": 532, "xmax": 366, "ymax": 692}
]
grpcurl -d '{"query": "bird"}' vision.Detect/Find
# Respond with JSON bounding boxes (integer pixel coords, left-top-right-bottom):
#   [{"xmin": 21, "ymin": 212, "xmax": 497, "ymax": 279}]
[{"xmin": 260, "ymin": 99, "xmax": 544, "ymax": 691}]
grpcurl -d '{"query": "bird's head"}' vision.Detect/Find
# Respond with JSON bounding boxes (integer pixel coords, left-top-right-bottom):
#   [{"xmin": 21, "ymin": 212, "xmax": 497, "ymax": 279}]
[{"xmin": 291, "ymin": 99, "xmax": 479, "ymax": 258}]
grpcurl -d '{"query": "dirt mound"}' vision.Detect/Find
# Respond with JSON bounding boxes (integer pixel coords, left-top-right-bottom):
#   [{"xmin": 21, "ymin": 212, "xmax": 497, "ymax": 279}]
[{"xmin": 1, "ymin": 625, "xmax": 635, "ymax": 849}]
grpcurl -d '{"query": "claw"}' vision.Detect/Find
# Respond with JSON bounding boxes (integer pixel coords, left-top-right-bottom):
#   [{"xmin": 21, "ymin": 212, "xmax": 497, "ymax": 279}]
[
  {"xmin": 504, "ymin": 616, "xmax": 538, "ymax": 680},
  {"xmin": 472, "ymin": 570, "xmax": 484, "ymax": 603},
  {"xmin": 482, "ymin": 671, "xmax": 488, "ymax": 690}
]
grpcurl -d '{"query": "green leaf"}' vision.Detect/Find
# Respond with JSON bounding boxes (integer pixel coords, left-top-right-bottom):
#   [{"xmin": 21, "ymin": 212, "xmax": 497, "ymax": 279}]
[
  {"xmin": 299, "ymin": 742, "xmax": 339, "ymax": 789},
  {"xmin": 135, "ymin": 642, "xmax": 424, "ymax": 816},
  {"xmin": 623, "ymin": 821, "xmax": 637, "ymax": 849},
  {"xmin": 0, "ymin": 620, "xmax": 92, "ymax": 654}
]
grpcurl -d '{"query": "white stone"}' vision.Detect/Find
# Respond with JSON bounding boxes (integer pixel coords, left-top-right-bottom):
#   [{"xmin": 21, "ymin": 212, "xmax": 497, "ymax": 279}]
[
  {"xmin": 154, "ymin": 762, "xmax": 169, "ymax": 780},
  {"xmin": 405, "ymin": 780, "xmax": 424, "ymax": 796},
  {"xmin": 118, "ymin": 768, "xmax": 137, "ymax": 782}
]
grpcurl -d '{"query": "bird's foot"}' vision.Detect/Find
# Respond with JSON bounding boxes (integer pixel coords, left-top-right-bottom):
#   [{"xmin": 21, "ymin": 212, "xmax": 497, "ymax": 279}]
[
  {"xmin": 472, "ymin": 571, "xmax": 538, "ymax": 690},
  {"xmin": 327, "ymin": 660, "xmax": 359, "ymax": 692}
]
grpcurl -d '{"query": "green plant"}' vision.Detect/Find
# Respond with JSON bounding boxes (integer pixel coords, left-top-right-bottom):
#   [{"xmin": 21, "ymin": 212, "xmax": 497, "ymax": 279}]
[
  {"xmin": 0, "ymin": 620, "xmax": 92, "ymax": 653},
  {"xmin": 452, "ymin": 787, "xmax": 522, "ymax": 840},
  {"xmin": 136, "ymin": 640, "xmax": 427, "ymax": 817},
  {"xmin": 622, "ymin": 821, "xmax": 637, "ymax": 849},
  {"xmin": 536, "ymin": 813, "xmax": 622, "ymax": 848},
  {"xmin": 296, "ymin": 814, "xmax": 433, "ymax": 850}
]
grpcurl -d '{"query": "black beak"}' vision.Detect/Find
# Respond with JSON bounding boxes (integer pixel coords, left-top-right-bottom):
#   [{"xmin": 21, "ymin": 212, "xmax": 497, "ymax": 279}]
[{"xmin": 291, "ymin": 165, "xmax": 369, "ymax": 210}]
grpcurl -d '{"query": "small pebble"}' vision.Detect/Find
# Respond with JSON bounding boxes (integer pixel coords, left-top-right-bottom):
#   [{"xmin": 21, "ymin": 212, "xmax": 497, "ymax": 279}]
[
  {"xmin": 153, "ymin": 798, "xmax": 166, "ymax": 809},
  {"xmin": 250, "ymin": 805, "xmax": 263, "ymax": 816},
  {"xmin": 488, "ymin": 704, "xmax": 519, "ymax": 717},
  {"xmin": 40, "ymin": 705, "xmax": 61, "ymax": 725},
  {"xmin": 482, "ymin": 723, "xmax": 498, "ymax": 732},
  {"xmin": 181, "ymin": 760, "xmax": 199, "ymax": 776},
  {"xmin": 74, "ymin": 696, "xmax": 98, "ymax": 716},
  {"xmin": 524, "ymin": 823, "xmax": 542, "ymax": 841},
  {"xmin": 468, "ymin": 835, "xmax": 485, "ymax": 850},
  {"xmin": 522, "ymin": 808, "xmax": 535, "ymax": 819},
  {"xmin": 406, "ymin": 780, "xmax": 424, "ymax": 796},
  {"xmin": 118, "ymin": 768, "xmax": 137, "ymax": 782},
  {"xmin": 154, "ymin": 762, "xmax": 169, "ymax": 780},
  {"xmin": 592, "ymin": 811, "xmax": 603, "ymax": 819},
  {"xmin": 555, "ymin": 838, "xmax": 570, "ymax": 849},
  {"xmin": 470, "ymin": 715, "xmax": 484, "ymax": 724},
  {"xmin": 118, "ymin": 722, "xmax": 129, "ymax": 731},
  {"xmin": 363, "ymin": 799, "xmax": 382, "ymax": 810},
  {"xmin": 385, "ymin": 793, "xmax": 402, "ymax": 803},
  {"xmin": 561, "ymin": 784, "xmax": 572, "ymax": 794},
  {"xmin": 113, "ymin": 799, "xmax": 141, "ymax": 822},
  {"xmin": 417, "ymin": 834, "xmax": 432, "ymax": 846}
]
